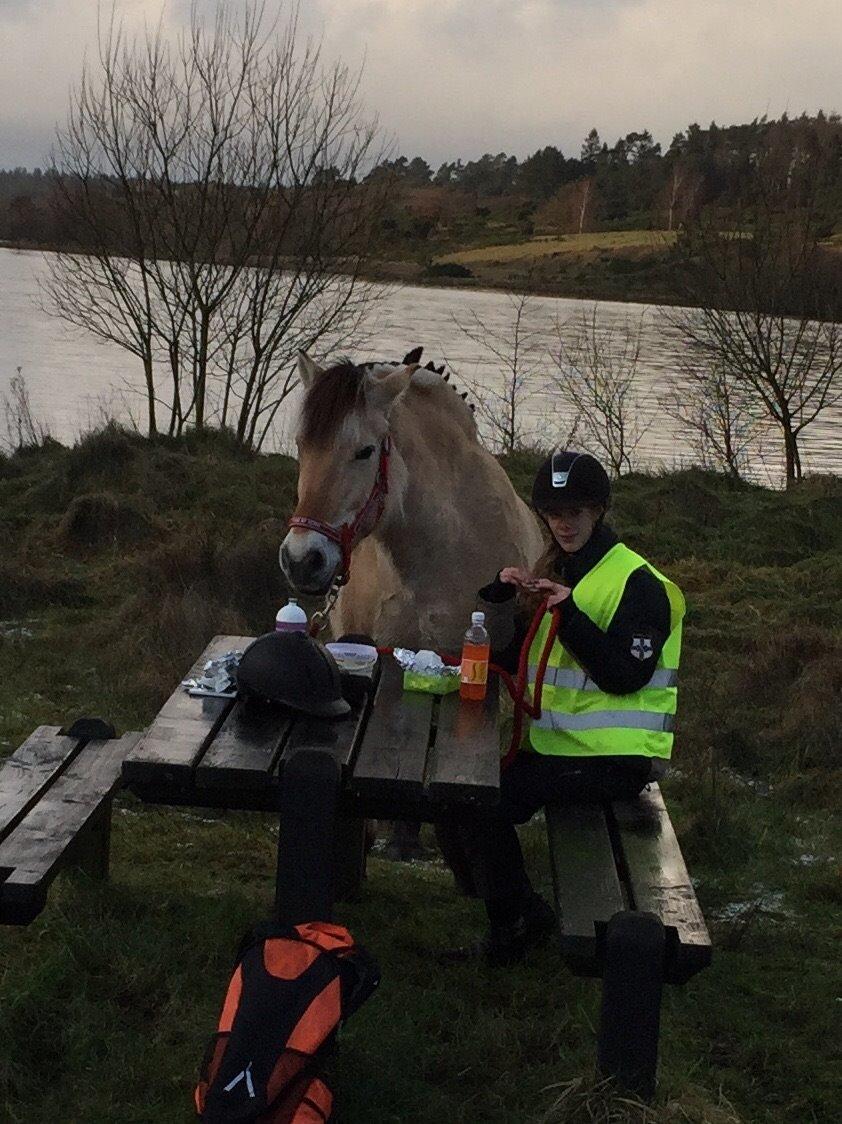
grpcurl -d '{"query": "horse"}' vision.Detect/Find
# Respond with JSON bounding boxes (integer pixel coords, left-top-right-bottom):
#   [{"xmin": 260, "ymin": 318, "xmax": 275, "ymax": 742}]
[{"xmin": 280, "ymin": 349, "xmax": 544, "ymax": 650}]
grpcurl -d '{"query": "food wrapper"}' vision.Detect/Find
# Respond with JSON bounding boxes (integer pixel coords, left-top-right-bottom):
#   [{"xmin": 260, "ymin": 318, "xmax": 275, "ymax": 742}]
[
  {"xmin": 182, "ymin": 650, "xmax": 242, "ymax": 698},
  {"xmin": 393, "ymin": 648, "xmax": 460, "ymax": 695}
]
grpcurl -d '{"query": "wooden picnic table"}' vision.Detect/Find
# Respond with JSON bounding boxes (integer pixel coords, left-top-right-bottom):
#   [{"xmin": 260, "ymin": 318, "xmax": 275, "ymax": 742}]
[
  {"xmin": 121, "ymin": 634, "xmax": 500, "ymax": 923},
  {"xmin": 119, "ymin": 632, "xmax": 710, "ymax": 1100}
]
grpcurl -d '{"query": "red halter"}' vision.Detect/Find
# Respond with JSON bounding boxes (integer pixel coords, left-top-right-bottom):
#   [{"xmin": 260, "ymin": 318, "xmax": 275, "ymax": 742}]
[{"xmin": 288, "ymin": 435, "xmax": 392, "ymax": 587}]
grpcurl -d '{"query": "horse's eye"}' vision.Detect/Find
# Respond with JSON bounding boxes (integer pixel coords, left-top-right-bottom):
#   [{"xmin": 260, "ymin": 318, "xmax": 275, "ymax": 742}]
[{"xmin": 354, "ymin": 445, "xmax": 375, "ymax": 461}]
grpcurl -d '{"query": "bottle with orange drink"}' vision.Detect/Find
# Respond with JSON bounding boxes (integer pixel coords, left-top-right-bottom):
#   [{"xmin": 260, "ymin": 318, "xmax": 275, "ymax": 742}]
[{"xmin": 459, "ymin": 611, "xmax": 490, "ymax": 701}]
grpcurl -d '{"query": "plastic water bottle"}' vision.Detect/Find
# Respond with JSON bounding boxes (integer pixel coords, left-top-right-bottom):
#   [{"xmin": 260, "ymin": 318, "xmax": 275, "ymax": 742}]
[
  {"xmin": 460, "ymin": 611, "xmax": 490, "ymax": 701},
  {"xmin": 275, "ymin": 598, "xmax": 308, "ymax": 633}
]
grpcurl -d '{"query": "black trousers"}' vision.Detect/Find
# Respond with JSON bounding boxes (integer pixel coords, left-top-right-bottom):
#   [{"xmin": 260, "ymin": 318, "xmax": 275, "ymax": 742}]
[{"xmin": 466, "ymin": 752, "xmax": 654, "ymax": 926}]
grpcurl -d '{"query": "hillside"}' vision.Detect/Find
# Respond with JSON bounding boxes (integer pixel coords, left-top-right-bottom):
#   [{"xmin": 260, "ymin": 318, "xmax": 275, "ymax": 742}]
[{"xmin": 0, "ymin": 428, "xmax": 840, "ymax": 1122}]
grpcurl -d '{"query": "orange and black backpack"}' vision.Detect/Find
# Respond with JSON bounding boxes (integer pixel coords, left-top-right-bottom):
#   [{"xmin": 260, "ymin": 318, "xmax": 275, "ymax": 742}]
[{"xmin": 195, "ymin": 919, "xmax": 379, "ymax": 1122}]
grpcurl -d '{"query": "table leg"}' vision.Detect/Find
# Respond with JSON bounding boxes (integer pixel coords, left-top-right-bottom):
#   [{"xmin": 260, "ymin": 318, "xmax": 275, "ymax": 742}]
[
  {"xmin": 597, "ymin": 910, "xmax": 665, "ymax": 1101},
  {"xmin": 275, "ymin": 749, "xmax": 342, "ymax": 925},
  {"xmin": 333, "ymin": 816, "xmax": 369, "ymax": 902}
]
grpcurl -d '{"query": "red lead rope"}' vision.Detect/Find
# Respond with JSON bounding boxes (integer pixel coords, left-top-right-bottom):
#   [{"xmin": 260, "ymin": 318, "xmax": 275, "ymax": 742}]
[{"xmin": 375, "ymin": 599, "xmax": 560, "ymax": 772}]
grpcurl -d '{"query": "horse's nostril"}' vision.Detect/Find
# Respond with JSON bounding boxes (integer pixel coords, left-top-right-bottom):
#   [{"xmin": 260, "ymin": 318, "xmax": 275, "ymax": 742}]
[{"xmin": 304, "ymin": 549, "xmax": 325, "ymax": 577}]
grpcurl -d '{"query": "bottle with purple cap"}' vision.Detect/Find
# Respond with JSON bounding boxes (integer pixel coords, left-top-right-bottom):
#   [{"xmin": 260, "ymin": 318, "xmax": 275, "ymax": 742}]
[{"xmin": 275, "ymin": 597, "xmax": 308, "ymax": 633}]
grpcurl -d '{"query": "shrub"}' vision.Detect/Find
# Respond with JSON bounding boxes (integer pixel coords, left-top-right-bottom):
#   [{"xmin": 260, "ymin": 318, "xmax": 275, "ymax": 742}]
[
  {"xmin": 57, "ymin": 492, "xmax": 160, "ymax": 550},
  {"xmin": 424, "ymin": 261, "xmax": 474, "ymax": 279},
  {"xmin": 0, "ymin": 562, "xmax": 87, "ymax": 615}
]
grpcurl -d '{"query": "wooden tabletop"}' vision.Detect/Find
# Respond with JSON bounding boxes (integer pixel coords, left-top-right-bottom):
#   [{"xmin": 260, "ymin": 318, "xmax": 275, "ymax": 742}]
[{"xmin": 122, "ymin": 635, "xmax": 501, "ymax": 819}]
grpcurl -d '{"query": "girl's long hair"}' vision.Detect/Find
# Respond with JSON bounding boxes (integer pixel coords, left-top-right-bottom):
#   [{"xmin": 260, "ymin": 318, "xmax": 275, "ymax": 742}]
[{"xmin": 519, "ymin": 502, "xmax": 608, "ymax": 614}]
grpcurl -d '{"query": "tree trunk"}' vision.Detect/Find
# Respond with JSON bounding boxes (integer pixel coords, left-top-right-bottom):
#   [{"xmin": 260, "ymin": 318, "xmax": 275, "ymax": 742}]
[
  {"xmin": 782, "ymin": 421, "xmax": 799, "ymax": 487},
  {"xmin": 143, "ymin": 353, "xmax": 157, "ymax": 436},
  {"xmin": 195, "ymin": 309, "xmax": 210, "ymax": 432}
]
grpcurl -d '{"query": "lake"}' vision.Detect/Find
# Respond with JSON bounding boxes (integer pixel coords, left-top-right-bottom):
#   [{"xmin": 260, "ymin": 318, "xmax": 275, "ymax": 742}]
[{"xmin": 1, "ymin": 246, "xmax": 839, "ymax": 482}]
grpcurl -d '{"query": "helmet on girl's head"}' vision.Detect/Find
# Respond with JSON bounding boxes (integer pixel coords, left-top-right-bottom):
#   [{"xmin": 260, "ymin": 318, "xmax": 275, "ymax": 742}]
[{"xmin": 531, "ymin": 450, "xmax": 611, "ymax": 513}]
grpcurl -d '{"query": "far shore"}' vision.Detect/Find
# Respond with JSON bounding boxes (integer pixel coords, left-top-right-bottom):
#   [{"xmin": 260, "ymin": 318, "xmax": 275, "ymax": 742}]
[{"xmin": 0, "ymin": 235, "xmax": 687, "ymax": 309}]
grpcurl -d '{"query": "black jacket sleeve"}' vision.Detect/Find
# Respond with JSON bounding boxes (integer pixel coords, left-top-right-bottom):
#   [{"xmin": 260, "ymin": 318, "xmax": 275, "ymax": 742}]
[
  {"xmin": 477, "ymin": 572, "xmax": 527, "ymax": 675},
  {"xmin": 557, "ymin": 567, "xmax": 672, "ymax": 694}
]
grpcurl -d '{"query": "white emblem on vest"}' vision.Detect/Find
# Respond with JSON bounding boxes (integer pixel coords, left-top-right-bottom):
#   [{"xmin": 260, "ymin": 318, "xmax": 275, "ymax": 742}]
[{"xmin": 630, "ymin": 636, "xmax": 653, "ymax": 661}]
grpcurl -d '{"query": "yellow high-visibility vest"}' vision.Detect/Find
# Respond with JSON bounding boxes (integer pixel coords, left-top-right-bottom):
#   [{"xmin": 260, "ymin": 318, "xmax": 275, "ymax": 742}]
[{"xmin": 527, "ymin": 543, "xmax": 685, "ymax": 759}]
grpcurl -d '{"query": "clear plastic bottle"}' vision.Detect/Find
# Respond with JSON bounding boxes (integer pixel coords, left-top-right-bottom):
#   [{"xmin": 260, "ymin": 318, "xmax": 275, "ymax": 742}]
[
  {"xmin": 460, "ymin": 611, "xmax": 490, "ymax": 701},
  {"xmin": 275, "ymin": 598, "xmax": 308, "ymax": 633}
]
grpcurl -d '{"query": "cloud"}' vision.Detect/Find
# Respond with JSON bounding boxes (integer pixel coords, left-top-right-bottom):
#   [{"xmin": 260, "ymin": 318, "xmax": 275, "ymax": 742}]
[{"xmin": 1, "ymin": 0, "xmax": 841, "ymax": 170}]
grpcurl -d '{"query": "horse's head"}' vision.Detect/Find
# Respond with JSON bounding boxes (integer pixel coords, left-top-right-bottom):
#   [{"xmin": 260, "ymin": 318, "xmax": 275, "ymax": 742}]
[{"xmin": 280, "ymin": 352, "xmax": 414, "ymax": 595}]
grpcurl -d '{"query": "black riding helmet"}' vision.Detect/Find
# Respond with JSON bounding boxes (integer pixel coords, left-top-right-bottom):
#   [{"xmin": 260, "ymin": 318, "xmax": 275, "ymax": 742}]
[
  {"xmin": 236, "ymin": 631, "xmax": 351, "ymax": 719},
  {"xmin": 531, "ymin": 450, "xmax": 611, "ymax": 514}
]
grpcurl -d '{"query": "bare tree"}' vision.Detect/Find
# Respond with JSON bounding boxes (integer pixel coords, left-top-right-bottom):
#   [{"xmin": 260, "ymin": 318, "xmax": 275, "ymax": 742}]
[
  {"xmin": 669, "ymin": 175, "xmax": 842, "ymax": 486},
  {"xmin": 663, "ymin": 160, "xmax": 702, "ymax": 233},
  {"xmin": 450, "ymin": 292, "xmax": 550, "ymax": 454},
  {"xmin": 2, "ymin": 369, "xmax": 51, "ymax": 452},
  {"xmin": 44, "ymin": 1, "xmax": 389, "ymax": 444},
  {"xmin": 551, "ymin": 305, "xmax": 650, "ymax": 475},
  {"xmin": 660, "ymin": 360, "xmax": 767, "ymax": 478}
]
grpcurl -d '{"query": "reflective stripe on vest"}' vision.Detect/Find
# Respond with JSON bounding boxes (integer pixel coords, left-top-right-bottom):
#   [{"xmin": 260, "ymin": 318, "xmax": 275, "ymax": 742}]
[
  {"xmin": 528, "ymin": 666, "xmax": 678, "ymax": 691},
  {"xmin": 527, "ymin": 542, "xmax": 684, "ymax": 760},
  {"xmin": 531, "ymin": 710, "xmax": 675, "ymax": 732}
]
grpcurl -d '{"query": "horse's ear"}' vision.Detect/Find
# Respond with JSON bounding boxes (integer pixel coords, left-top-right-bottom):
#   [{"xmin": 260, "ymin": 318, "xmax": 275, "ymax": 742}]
[
  {"xmin": 365, "ymin": 364, "xmax": 413, "ymax": 414},
  {"xmin": 297, "ymin": 351, "xmax": 324, "ymax": 390}
]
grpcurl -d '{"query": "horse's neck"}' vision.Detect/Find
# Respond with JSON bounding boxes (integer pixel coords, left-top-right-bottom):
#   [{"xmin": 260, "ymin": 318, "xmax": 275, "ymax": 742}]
[{"xmin": 376, "ymin": 417, "xmax": 469, "ymax": 586}]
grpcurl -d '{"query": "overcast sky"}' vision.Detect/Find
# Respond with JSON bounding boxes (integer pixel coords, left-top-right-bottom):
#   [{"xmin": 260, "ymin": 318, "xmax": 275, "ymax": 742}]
[{"xmin": 1, "ymin": 0, "xmax": 840, "ymax": 171}]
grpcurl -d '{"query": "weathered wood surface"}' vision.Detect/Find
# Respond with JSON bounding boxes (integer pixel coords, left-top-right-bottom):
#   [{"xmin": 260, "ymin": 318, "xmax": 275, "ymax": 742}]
[
  {"xmin": 279, "ymin": 662, "xmax": 380, "ymax": 776},
  {"xmin": 0, "ymin": 726, "xmax": 82, "ymax": 843},
  {"xmin": 0, "ymin": 732, "xmax": 140, "ymax": 921},
  {"xmin": 612, "ymin": 784, "xmax": 712, "ymax": 982},
  {"xmin": 196, "ymin": 699, "xmax": 292, "ymax": 791},
  {"xmin": 122, "ymin": 636, "xmax": 250, "ymax": 785},
  {"xmin": 547, "ymin": 801, "xmax": 626, "ymax": 973},
  {"xmin": 350, "ymin": 658, "xmax": 433, "ymax": 803},
  {"xmin": 425, "ymin": 678, "xmax": 500, "ymax": 805}
]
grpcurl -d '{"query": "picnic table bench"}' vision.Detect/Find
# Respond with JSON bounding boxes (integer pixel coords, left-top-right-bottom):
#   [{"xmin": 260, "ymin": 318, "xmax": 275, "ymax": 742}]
[
  {"xmin": 3, "ymin": 634, "xmax": 711, "ymax": 1100},
  {"xmin": 547, "ymin": 788, "xmax": 712, "ymax": 1097},
  {"xmin": 0, "ymin": 720, "xmax": 140, "ymax": 924}
]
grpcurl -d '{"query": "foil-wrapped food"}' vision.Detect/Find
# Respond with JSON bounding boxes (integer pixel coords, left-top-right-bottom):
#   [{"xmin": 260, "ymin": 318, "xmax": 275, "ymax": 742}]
[
  {"xmin": 182, "ymin": 650, "xmax": 242, "ymax": 698},
  {"xmin": 393, "ymin": 648, "xmax": 460, "ymax": 695}
]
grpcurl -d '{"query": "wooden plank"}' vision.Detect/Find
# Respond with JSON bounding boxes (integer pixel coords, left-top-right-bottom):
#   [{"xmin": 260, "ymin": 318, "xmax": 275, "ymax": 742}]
[
  {"xmin": 425, "ymin": 677, "xmax": 500, "ymax": 806},
  {"xmin": 0, "ymin": 733, "xmax": 141, "ymax": 920},
  {"xmin": 546, "ymin": 801, "xmax": 626, "ymax": 975},
  {"xmin": 122, "ymin": 635, "xmax": 252, "ymax": 786},
  {"xmin": 195, "ymin": 698, "xmax": 293, "ymax": 791},
  {"xmin": 611, "ymin": 784, "xmax": 712, "ymax": 983},
  {"xmin": 279, "ymin": 662, "xmax": 380, "ymax": 776},
  {"xmin": 0, "ymin": 726, "xmax": 82, "ymax": 844},
  {"xmin": 349, "ymin": 657, "xmax": 433, "ymax": 803}
]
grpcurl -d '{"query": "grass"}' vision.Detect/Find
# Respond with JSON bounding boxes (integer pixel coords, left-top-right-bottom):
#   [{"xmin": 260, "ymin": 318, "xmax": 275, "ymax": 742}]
[
  {"xmin": 436, "ymin": 231, "xmax": 677, "ymax": 266},
  {"xmin": 1, "ymin": 429, "xmax": 840, "ymax": 1122},
  {"xmin": 367, "ymin": 227, "xmax": 685, "ymax": 306}
]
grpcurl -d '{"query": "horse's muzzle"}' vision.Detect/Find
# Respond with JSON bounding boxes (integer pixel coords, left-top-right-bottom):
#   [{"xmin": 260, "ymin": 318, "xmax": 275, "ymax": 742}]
[{"xmin": 279, "ymin": 533, "xmax": 339, "ymax": 595}]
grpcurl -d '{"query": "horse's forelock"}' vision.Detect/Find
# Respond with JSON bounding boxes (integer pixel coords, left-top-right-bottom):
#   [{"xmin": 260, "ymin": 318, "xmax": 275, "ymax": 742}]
[
  {"xmin": 299, "ymin": 353, "xmax": 477, "ymax": 446},
  {"xmin": 300, "ymin": 362, "xmax": 366, "ymax": 446}
]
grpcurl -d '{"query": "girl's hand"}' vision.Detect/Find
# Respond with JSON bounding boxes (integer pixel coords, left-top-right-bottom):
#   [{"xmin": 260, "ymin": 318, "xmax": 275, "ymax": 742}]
[
  {"xmin": 533, "ymin": 578, "xmax": 572, "ymax": 608},
  {"xmin": 499, "ymin": 566, "xmax": 540, "ymax": 591}
]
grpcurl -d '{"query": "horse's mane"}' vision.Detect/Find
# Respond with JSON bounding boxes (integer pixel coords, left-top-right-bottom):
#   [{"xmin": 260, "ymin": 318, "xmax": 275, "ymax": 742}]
[{"xmin": 300, "ymin": 349, "xmax": 478, "ymax": 444}]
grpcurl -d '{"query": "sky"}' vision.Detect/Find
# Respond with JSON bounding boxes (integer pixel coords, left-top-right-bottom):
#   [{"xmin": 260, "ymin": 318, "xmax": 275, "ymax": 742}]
[{"xmin": 1, "ymin": 0, "xmax": 841, "ymax": 171}]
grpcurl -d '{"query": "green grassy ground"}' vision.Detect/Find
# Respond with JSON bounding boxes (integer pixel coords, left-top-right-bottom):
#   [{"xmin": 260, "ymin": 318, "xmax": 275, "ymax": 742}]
[
  {"xmin": 1, "ymin": 429, "xmax": 840, "ymax": 1122},
  {"xmin": 435, "ymin": 230, "xmax": 676, "ymax": 265}
]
